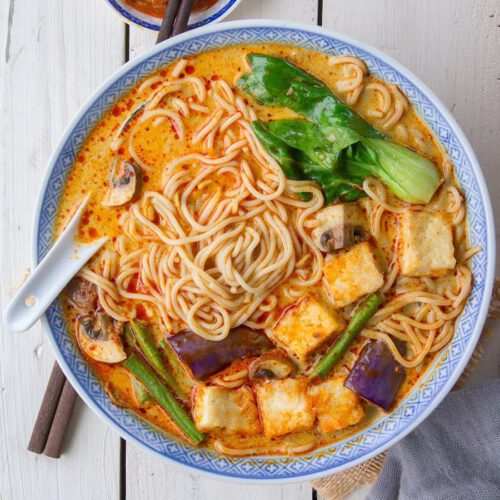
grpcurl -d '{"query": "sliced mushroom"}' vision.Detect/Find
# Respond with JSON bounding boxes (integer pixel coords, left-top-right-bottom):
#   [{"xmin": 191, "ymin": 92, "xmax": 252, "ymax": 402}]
[
  {"xmin": 249, "ymin": 352, "xmax": 296, "ymax": 380},
  {"xmin": 319, "ymin": 224, "xmax": 366, "ymax": 253},
  {"xmin": 312, "ymin": 203, "xmax": 368, "ymax": 253},
  {"xmin": 76, "ymin": 312, "xmax": 126, "ymax": 363},
  {"xmin": 65, "ymin": 277, "xmax": 97, "ymax": 314},
  {"xmin": 102, "ymin": 158, "xmax": 142, "ymax": 207}
]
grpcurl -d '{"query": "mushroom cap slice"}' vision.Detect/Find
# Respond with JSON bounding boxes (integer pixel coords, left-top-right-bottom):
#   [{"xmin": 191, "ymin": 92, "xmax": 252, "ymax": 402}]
[
  {"xmin": 76, "ymin": 314, "xmax": 126, "ymax": 364},
  {"xmin": 249, "ymin": 352, "xmax": 296, "ymax": 380},
  {"xmin": 65, "ymin": 277, "xmax": 97, "ymax": 314},
  {"xmin": 102, "ymin": 158, "xmax": 142, "ymax": 207}
]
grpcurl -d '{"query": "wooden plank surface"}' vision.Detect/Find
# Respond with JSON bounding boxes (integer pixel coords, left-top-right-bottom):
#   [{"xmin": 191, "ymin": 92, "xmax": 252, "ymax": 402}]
[{"xmin": 0, "ymin": 0, "xmax": 124, "ymax": 499}]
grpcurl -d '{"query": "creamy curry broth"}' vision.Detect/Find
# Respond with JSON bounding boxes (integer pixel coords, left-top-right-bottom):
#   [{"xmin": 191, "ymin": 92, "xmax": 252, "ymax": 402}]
[{"xmin": 55, "ymin": 44, "xmax": 469, "ymax": 454}]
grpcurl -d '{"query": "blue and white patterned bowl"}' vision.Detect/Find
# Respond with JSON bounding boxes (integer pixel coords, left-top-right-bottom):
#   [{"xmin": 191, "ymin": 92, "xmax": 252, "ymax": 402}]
[
  {"xmin": 33, "ymin": 21, "xmax": 495, "ymax": 482},
  {"xmin": 105, "ymin": 0, "xmax": 242, "ymax": 31}
]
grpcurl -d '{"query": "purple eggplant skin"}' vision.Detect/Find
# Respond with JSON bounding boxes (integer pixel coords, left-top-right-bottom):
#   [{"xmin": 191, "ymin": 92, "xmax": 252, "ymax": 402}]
[
  {"xmin": 344, "ymin": 340, "xmax": 406, "ymax": 411},
  {"xmin": 167, "ymin": 327, "xmax": 273, "ymax": 381}
]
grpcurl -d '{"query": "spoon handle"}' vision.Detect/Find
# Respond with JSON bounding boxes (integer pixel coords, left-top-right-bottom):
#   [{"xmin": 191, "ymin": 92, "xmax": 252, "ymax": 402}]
[{"xmin": 4, "ymin": 194, "xmax": 107, "ymax": 333}]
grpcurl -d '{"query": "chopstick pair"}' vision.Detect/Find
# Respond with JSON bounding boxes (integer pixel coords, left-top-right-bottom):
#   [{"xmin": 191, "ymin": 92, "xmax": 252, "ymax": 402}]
[
  {"xmin": 28, "ymin": 362, "xmax": 78, "ymax": 458},
  {"xmin": 157, "ymin": 0, "xmax": 194, "ymax": 43},
  {"xmin": 29, "ymin": 2, "xmax": 194, "ymax": 460}
]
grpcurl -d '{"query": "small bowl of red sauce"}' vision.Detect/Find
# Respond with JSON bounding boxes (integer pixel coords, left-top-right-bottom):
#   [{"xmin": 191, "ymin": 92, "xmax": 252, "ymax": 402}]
[{"xmin": 105, "ymin": 0, "xmax": 242, "ymax": 31}]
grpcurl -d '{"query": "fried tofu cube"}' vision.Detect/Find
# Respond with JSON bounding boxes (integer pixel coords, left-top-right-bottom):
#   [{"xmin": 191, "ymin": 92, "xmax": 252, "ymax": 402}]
[
  {"xmin": 323, "ymin": 241, "xmax": 384, "ymax": 307},
  {"xmin": 308, "ymin": 377, "xmax": 365, "ymax": 434},
  {"xmin": 312, "ymin": 203, "xmax": 368, "ymax": 252},
  {"xmin": 255, "ymin": 378, "xmax": 315, "ymax": 437},
  {"xmin": 193, "ymin": 385, "xmax": 261, "ymax": 435},
  {"xmin": 267, "ymin": 294, "xmax": 345, "ymax": 364},
  {"xmin": 399, "ymin": 211, "xmax": 456, "ymax": 277}
]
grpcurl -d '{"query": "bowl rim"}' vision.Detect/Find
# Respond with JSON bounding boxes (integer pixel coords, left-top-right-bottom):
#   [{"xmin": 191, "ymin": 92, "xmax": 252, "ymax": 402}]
[
  {"xmin": 104, "ymin": 0, "xmax": 243, "ymax": 31},
  {"xmin": 32, "ymin": 19, "xmax": 496, "ymax": 484}
]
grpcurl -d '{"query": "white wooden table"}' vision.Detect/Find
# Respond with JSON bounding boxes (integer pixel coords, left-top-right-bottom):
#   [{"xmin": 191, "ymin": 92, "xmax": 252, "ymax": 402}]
[{"xmin": 1, "ymin": 1, "xmax": 498, "ymax": 499}]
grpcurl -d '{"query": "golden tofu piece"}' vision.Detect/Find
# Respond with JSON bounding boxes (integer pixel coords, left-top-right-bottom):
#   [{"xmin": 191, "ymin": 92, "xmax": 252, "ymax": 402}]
[
  {"xmin": 312, "ymin": 203, "xmax": 369, "ymax": 252},
  {"xmin": 255, "ymin": 378, "xmax": 315, "ymax": 438},
  {"xmin": 266, "ymin": 294, "xmax": 346, "ymax": 364},
  {"xmin": 399, "ymin": 211, "xmax": 456, "ymax": 277},
  {"xmin": 308, "ymin": 377, "xmax": 365, "ymax": 434},
  {"xmin": 193, "ymin": 385, "xmax": 261, "ymax": 435},
  {"xmin": 323, "ymin": 241, "xmax": 384, "ymax": 307}
]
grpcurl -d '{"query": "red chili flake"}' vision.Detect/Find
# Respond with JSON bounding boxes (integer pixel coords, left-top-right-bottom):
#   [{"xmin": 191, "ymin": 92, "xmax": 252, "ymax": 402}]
[
  {"xmin": 135, "ymin": 304, "xmax": 149, "ymax": 321},
  {"xmin": 117, "ymin": 147, "xmax": 125, "ymax": 155},
  {"xmin": 77, "ymin": 155, "xmax": 85, "ymax": 163},
  {"xmin": 127, "ymin": 99, "xmax": 134, "ymax": 109},
  {"xmin": 185, "ymin": 65, "xmax": 195, "ymax": 74},
  {"xmin": 126, "ymin": 274, "xmax": 140, "ymax": 293},
  {"xmin": 88, "ymin": 227, "xmax": 98, "ymax": 238},
  {"xmin": 82, "ymin": 217, "xmax": 89, "ymax": 226},
  {"xmin": 160, "ymin": 70, "xmax": 167, "ymax": 77},
  {"xmin": 211, "ymin": 74, "xmax": 219, "ymax": 81},
  {"xmin": 143, "ymin": 175, "xmax": 149, "ymax": 183},
  {"xmin": 112, "ymin": 106, "xmax": 122, "ymax": 117},
  {"xmin": 151, "ymin": 82, "xmax": 160, "ymax": 90},
  {"xmin": 179, "ymin": 73, "xmax": 185, "ymax": 79}
]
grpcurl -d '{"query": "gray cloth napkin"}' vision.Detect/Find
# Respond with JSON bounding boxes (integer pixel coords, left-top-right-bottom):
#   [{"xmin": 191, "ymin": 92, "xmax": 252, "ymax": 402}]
[{"xmin": 368, "ymin": 378, "xmax": 500, "ymax": 500}]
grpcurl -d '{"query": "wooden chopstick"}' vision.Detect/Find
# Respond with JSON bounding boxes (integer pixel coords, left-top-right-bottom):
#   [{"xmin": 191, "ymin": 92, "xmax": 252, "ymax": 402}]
[
  {"xmin": 28, "ymin": 363, "xmax": 67, "ymax": 454},
  {"xmin": 157, "ymin": 0, "xmax": 194, "ymax": 43},
  {"xmin": 29, "ymin": 1, "xmax": 194, "ymax": 460},
  {"xmin": 28, "ymin": 362, "xmax": 78, "ymax": 458},
  {"xmin": 43, "ymin": 378, "xmax": 78, "ymax": 458},
  {"xmin": 172, "ymin": 0, "xmax": 194, "ymax": 37}
]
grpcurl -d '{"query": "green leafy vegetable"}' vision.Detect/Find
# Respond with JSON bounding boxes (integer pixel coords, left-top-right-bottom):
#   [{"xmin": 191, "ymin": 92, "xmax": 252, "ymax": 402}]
[
  {"xmin": 344, "ymin": 138, "xmax": 440, "ymax": 204},
  {"xmin": 238, "ymin": 54, "xmax": 441, "ymax": 204},
  {"xmin": 264, "ymin": 119, "xmax": 366, "ymax": 202}
]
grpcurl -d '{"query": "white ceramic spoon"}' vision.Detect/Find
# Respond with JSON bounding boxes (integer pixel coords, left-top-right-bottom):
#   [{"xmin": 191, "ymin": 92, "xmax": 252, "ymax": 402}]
[{"xmin": 4, "ymin": 193, "xmax": 107, "ymax": 333}]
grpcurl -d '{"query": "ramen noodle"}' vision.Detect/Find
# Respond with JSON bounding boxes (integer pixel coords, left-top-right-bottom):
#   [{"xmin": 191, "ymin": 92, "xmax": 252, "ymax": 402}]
[{"xmin": 56, "ymin": 45, "xmax": 478, "ymax": 455}]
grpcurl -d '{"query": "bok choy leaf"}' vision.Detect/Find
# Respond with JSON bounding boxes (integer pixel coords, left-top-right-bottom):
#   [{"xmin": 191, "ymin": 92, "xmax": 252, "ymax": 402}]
[{"xmin": 238, "ymin": 54, "xmax": 441, "ymax": 204}]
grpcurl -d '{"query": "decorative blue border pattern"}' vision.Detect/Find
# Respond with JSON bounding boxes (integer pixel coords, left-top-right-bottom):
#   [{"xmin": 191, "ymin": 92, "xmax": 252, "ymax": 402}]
[
  {"xmin": 35, "ymin": 23, "xmax": 494, "ymax": 482},
  {"xmin": 105, "ymin": 0, "xmax": 240, "ymax": 31}
]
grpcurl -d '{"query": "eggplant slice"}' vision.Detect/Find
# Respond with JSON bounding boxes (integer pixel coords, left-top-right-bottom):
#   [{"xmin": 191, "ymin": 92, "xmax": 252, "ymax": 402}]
[
  {"xmin": 167, "ymin": 327, "xmax": 273, "ymax": 381},
  {"xmin": 345, "ymin": 340, "xmax": 406, "ymax": 411}
]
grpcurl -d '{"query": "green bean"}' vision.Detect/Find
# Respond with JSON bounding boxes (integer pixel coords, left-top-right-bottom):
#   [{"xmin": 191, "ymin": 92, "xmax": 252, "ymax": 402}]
[
  {"xmin": 123, "ymin": 353, "xmax": 204, "ymax": 445},
  {"xmin": 159, "ymin": 339, "xmax": 195, "ymax": 395},
  {"xmin": 124, "ymin": 323, "xmax": 137, "ymax": 349},
  {"xmin": 309, "ymin": 293, "xmax": 383, "ymax": 380},
  {"xmin": 129, "ymin": 321, "xmax": 186, "ymax": 401},
  {"xmin": 130, "ymin": 376, "xmax": 152, "ymax": 407}
]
